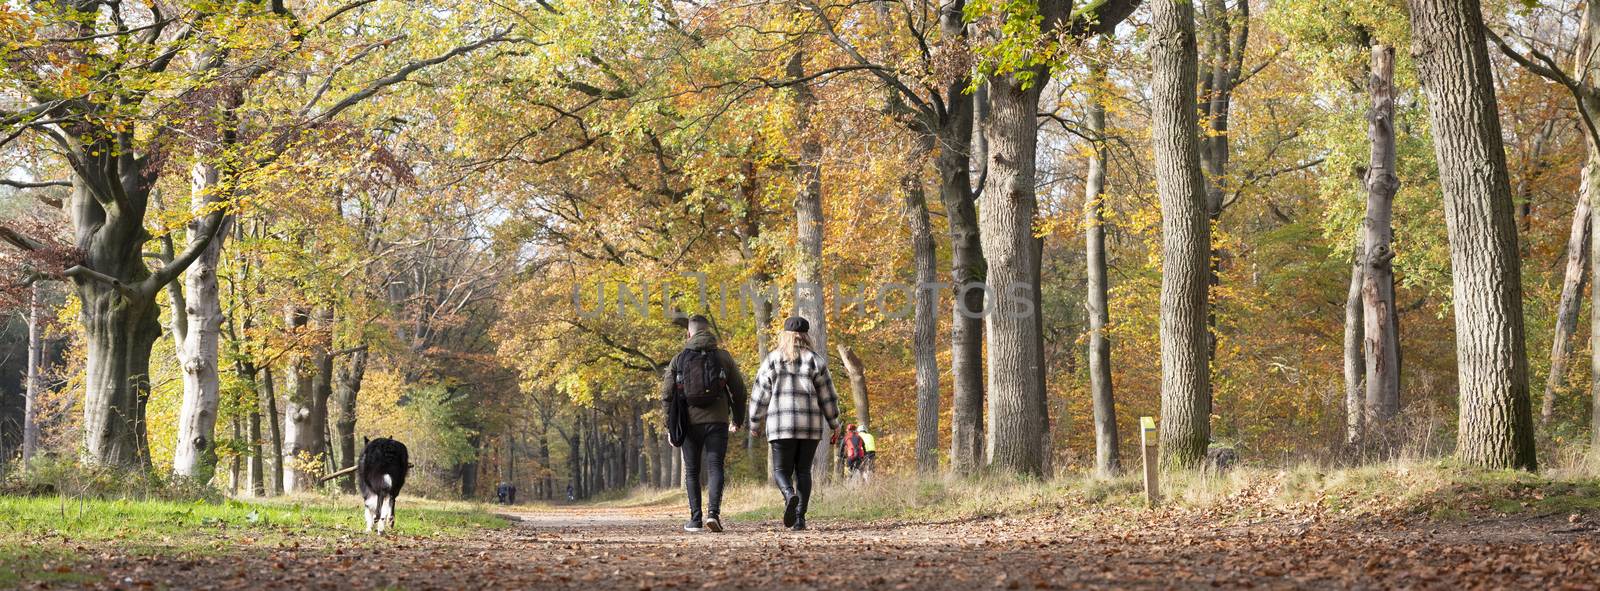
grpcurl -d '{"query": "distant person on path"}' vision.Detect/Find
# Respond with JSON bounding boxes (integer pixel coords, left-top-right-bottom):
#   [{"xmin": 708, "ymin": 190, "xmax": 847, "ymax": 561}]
[
  {"xmin": 749, "ymin": 317, "xmax": 840, "ymax": 531},
  {"xmin": 566, "ymin": 484, "xmax": 575, "ymax": 502},
  {"xmin": 838, "ymin": 424, "xmax": 866, "ymax": 481},
  {"xmin": 660, "ymin": 314, "xmax": 748, "ymax": 533},
  {"xmin": 857, "ymin": 428, "xmax": 876, "ymax": 480}
]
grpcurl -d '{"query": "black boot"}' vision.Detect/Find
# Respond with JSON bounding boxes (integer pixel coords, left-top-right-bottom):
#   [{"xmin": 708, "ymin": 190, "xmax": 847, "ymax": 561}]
[
  {"xmin": 790, "ymin": 494, "xmax": 808, "ymax": 531},
  {"xmin": 773, "ymin": 467, "xmax": 799, "ymax": 528},
  {"xmin": 781, "ymin": 494, "xmax": 800, "ymax": 528}
]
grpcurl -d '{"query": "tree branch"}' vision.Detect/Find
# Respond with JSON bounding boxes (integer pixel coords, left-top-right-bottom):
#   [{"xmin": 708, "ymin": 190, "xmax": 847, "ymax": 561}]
[
  {"xmin": 799, "ymin": 0, "xmax": 936, "ymax": 120},
  {"xmin": 307, "ymin": 29, "xmax": 514, "ymax": 125},
  {"xmin": 0, "ymin": 179, "xmax": 71, "ymax": 189},
  {"xmin": 139, "ymin": 210, "xmax": 230, "ymax": 298},
  {"xmin": 1489, "ymin": 29, "xmax": 1600, "ymax": 159},
  {"xmin": 0, "ymin": 225, "xmax": 47, "ymax": 251},
  {"xmin": 64, "ymin": 265, "xmax": 140, "ymax": 297}
]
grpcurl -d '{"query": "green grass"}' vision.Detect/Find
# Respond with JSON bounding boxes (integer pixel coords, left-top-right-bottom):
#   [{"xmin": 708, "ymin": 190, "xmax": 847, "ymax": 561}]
[
  {"xmin": 0, "ymin": 493, "xmax": 508, "ymax": 588},
  {"xmin": 0, "ymin": 494, "xmax": 507, "ymax": 550},
  {"xmin": 0, "ymin": 546, "xmax": 97, "ymax": 588}
]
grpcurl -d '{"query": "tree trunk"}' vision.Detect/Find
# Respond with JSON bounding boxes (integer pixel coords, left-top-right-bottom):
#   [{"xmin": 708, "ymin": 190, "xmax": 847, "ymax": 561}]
[
  {"xmin": 902, "ymin": 163, "xmax": 940, "ymax": 473},
  {"xmin": 975, "ymin": 58, "xmax": 1048, "ymax": 475},
  {"xmin": 1545, "ymin": 188, "xmax": 1590, "ymax": 424},
  {"xmin": 281, "ymin": 305, "xmax": 321, "ymax": 491},
  {"xmin": 934, "ymin": 0, "xmax": 986, "ymax": 478},
  {"xmin": 1198, "ymin": 0, "xmax": 1248, "ymax": 369},
  {"xmin": 1151, "ymin": 0, "xmax": 1214, "ymax": 469},
  {"xmin": 333, "ymin": 348, "xmax": 367, "ymax": 493},
  {"xmin": 1360, "ymin": 43, "xmax": 1403, "ymax": 441},
  {"xmin": 539, "ymin": 427, "xmax": 553, "ymax": 498},
  {"xmin": 837, "ymin": 345, "xmax": 871, "ymax": 433},
  {"xmin": 1083, "ymin": 67, "xmax": 1121, "ymax": 476},
  {"xmin": 948, "ymin": 90, "xmax": 988, "ymax": 478},
  {"xmin": 645, "ymin": 422, "xmax": 660, "ymax": 489},
  {"xmin": 1409, "ymin": 0, "xmax": 1538, "ymax": 470},
  {"xmin": 22, "ymin": 282, "xmax": 45, "ymax": 467},
  {"xmin": 262, "ymin": 365, "xmax": 283, "ymax": 495},
  {"xmin": 248, "ymin": 383, "xmax": 264, "ymax": 496},
  {"xmin": 1343, "ymin": 251, "xmax": 1366, "ymax": 445},
  {"xmin": 1550, "ymin": 1, "xmax": 1600, "ymax": 424},
  {"xmin": 568, "ymin": 428, "xmax": 582, "ymax": 498},
  {"xmin": 787, "ymin": 47, "xmax": 833, "ymax": 480},
  {"xmin": 171, "ymin": 161, "xmax": 232, "ymax": 481},
  {"xmin": 78, "ymin": 279, "xmax": 163, "ymax": 469}
]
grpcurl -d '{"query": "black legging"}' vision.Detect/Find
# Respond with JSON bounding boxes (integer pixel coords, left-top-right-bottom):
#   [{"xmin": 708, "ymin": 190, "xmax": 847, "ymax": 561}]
[{"xmin": 770, "ymin": 438, "xmax": 820, "ymax": 518}]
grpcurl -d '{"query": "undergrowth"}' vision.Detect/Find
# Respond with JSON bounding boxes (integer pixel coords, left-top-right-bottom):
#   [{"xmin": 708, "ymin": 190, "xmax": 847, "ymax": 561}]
[{"xmin": 590, "ymin": 459, "xmax": 1600, "ymax": 525}]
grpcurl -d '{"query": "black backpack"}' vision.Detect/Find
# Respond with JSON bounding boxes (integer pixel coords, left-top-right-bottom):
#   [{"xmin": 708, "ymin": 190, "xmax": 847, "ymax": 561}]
[{"xmin": 674, "ymin": 348, "xmax": 728, "ymax": 408}]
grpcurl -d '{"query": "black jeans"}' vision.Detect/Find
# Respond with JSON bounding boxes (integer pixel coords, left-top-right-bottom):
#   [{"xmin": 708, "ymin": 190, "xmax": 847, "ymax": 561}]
[
  {"xmin": 682, "ymin": 422, "xmax": 729, "ymax": 522},
  {"xmin": 770, "ymin": 438, "xmax": 820, "ymax": 519}
]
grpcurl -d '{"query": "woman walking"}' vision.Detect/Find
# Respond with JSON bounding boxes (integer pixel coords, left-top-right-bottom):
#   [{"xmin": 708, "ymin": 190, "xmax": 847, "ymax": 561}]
[{"xmin": 748, "ymin": 317, "xmax": 841, "ymax": 531}]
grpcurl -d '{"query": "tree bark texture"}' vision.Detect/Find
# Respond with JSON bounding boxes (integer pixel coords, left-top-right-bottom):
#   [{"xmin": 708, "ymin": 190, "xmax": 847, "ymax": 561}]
[
  {"xmin": 1083, "ymin": 66, "xmax": 1121, "ymax": 476},
  {"xmin": 172, "ymin": 159, "xmax": 233, "ymax": 482},
  {"xmin": 22, "ymin": 282, "xmax": 45, "ymax": 467},
  {"xmin": 333, "ymin": 348, "xmax": 368, "ymax": 493},
  {"xmin": 281, "ymin": 306, "xmax": 324, "ymax": 491},
  {"xmin": 1344, "ymin": 252, "xmax": 1366, "ymax": 445},
  {"xmin": 1409, "ymin": 0, "xmax": 1538, "ymax": 470},
  {"xmin": 1151, "ymin": 0, "xmax": 1214, "ymax": 469},
  {"xmin": 903, "ymin": 161, "xmax": 941, "ymax": 474},
  {"xmin": 837, "ymin": 345, "xmax": 871, "ymax": 434},
  {"xmin": 977, "ymin": 65, "xmax": 1048, "ymax": 476},
  {"xmin": 1545, "ymin": 186, "xmax": 1590, "ymax": 424},
  {"xmin": 936, "ymin": 0, "xmax": 987, "ymax": 478},
  {"xmin": 1362, "ymin": 43, "xmax": 1403, "ymax": 435},
  {"xmin": 787, "ymin": 46, "xmax": 833, "ymax": 479}
]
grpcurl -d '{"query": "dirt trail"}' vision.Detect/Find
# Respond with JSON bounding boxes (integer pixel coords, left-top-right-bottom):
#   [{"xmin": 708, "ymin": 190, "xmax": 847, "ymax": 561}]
[{"xmin": 56, "ymin": 504, "xmax": 1600, "ymax": 590}]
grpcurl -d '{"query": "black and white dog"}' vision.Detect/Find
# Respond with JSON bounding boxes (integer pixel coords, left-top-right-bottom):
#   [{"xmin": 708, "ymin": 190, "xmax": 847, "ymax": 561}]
[{"xmin": 357, "ymin": 436, "xmax": 409, "ymax": 534}]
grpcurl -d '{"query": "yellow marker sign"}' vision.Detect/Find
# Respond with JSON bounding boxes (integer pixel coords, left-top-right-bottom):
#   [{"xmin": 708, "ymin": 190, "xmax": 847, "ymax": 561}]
[{"xmin": 1139, "ymin": 416, "xmax": 1160, "ymax": 506}]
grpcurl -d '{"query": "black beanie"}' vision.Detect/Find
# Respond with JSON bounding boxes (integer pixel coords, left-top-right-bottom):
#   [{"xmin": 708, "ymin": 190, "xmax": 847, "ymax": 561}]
[{"xmin": 783, "ymin": 316, "xmax": 810, "ymax": 333}]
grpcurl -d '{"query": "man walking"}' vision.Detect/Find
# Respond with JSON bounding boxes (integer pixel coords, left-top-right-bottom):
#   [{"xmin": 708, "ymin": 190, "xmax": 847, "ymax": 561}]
[{"xmin": 661, "ymin": 315, "xmax": 747, "ymax": 532}]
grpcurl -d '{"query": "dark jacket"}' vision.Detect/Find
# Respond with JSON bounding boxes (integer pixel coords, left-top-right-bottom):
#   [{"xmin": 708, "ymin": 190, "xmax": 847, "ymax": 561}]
[{"xmin": 659, "ymin": 331, "xmax": 748, "ymax": 426}]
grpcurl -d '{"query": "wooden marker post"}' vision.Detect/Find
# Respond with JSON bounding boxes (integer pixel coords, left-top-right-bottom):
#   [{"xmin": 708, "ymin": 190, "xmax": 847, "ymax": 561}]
[{"xmin": 1140, "ymin": 416, "xmax": 1160, "ymax": 506}]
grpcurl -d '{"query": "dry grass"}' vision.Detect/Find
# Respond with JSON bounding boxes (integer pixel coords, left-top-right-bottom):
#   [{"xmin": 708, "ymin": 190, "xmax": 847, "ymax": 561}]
[{"xmin": 580, "ymin": 458, "xmax": 1600, "ymax": 526}]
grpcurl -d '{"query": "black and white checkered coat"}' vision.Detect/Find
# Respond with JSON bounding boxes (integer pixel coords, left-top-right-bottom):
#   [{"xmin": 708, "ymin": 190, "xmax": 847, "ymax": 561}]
[{"xmin": 748, "ymin": 348, "xmax": 841, "ymax": 441}]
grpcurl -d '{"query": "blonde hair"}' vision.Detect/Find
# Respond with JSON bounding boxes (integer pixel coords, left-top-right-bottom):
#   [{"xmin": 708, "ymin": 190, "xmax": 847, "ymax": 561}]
[{"xmin": 778, "ymin": 330, "xmax": 811, "ymax": 363}]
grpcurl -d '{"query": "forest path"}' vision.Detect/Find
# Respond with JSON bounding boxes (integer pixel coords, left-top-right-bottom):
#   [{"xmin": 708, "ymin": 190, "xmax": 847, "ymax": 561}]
[{"xmin": 73, "ymin": 503, "xmax": 1600, "ymax": 590}]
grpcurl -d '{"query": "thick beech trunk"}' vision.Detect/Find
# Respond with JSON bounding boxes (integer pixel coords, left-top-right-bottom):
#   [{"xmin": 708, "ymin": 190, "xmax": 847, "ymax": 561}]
[
  {"xmin": 1083, "ymin": 70, "xmax": 1120, "ymax": 476},
  {"xmin": 1409, "ymin": 0, "xmax": 1538, "ymax": 470},
  {"xmin": 1151, "ymin": 0, "xmax": 1214, "ymax": 469},
  {"xmin": 79, "ymin": 274, "xmax": 162, "ymax": 469}
]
